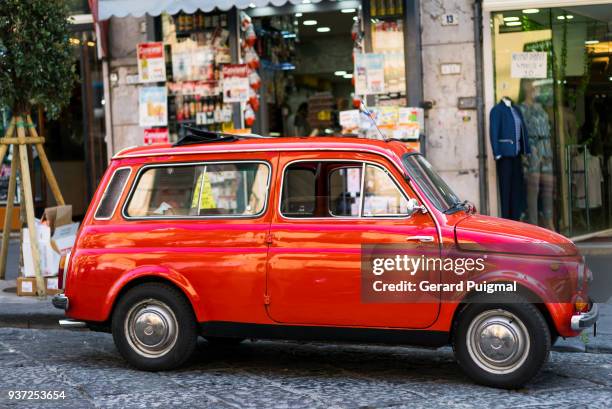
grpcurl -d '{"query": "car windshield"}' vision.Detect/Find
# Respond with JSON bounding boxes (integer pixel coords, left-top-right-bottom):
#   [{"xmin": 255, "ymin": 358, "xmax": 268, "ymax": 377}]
[{"xmin": 402, "ymin": 153, "xmax": 461, "ymax": 211}]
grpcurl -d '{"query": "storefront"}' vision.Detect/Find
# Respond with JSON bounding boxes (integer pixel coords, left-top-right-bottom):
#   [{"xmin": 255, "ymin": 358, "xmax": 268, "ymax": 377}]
[
  {"xmin": 482, "ymin": 0, "xmax": 612, "ymax": 238},
  {"xmin": 95, "ymin": 0, "xmax": 424, "ymax": 148}
]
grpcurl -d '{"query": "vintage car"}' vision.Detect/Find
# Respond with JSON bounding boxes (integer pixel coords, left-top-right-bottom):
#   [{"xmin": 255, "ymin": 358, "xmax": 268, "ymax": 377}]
[{"xmin": 53, "ymin": 134, "xmax": 598, "ymax": 389}]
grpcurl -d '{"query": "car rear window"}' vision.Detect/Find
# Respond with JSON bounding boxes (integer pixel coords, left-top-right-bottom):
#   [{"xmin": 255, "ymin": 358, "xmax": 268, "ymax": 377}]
[
  {"xmin": 124, "ymin": 162, "xmax": 270, "ymax": 218},
  {"xmin": 94, "ymin": 168, "xmax": 131, "ymax": 220}
]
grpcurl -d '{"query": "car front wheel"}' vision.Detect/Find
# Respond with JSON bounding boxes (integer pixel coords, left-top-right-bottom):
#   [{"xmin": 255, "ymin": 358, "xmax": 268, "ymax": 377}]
[
  {"xmin": 112, "ymin": 283, "xmax": 197, "ymax": 371},
  {"xmin": 453, "ymin": 298, "xmax": 551, "ymax": 389}
]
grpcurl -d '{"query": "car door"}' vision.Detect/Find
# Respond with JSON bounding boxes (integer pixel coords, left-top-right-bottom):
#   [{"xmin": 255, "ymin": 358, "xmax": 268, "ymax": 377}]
[
  {"xmin": 120, "ymin": 152, "xmax": 277, "ymax": 324},
  {"xmin": 265, "ymin": 151, "xmax": 440, "ymax": 329}
]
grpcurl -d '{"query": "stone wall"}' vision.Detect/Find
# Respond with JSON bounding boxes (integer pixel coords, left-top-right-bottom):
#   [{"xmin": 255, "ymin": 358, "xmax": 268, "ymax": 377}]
[{"xmin": 420, "ymin": 0, "xmax": 481, "ymax": 208}]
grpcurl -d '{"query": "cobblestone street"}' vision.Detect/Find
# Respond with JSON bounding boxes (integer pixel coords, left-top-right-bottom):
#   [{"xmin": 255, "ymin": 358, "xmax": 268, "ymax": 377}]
[{"xmin": 0, "ymin": 328, "xmax": 611, "ymax": 408}]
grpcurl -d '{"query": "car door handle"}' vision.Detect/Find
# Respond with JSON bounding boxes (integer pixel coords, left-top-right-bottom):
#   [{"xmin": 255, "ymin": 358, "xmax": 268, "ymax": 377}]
[{"xmin": 405, "ymin": 235, "xmax": 435, "ymax": 243}]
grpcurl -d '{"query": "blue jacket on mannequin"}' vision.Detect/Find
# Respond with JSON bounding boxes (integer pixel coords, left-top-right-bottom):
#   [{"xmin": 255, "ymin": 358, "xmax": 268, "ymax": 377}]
[{"xmin": 489, "ymin": 100, "xmax": 531, "ymax": 158}]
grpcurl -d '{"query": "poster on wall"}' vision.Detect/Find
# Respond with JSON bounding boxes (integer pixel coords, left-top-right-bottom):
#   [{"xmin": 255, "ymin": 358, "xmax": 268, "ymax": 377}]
[
  {"xmin": 137, "ymin": 42, "xmax": 166, "ymax": 83},
  {"xmin": 511, "ymin": 52, "xmax": 547, "ymax": 79},
  {"xmin": 354, "ymin": 53, "xmax": 385, "ymax": 95},
  {"xmin": 144, "ymin": 128, "xmax": 169, "ymax": 145},
  {"xmin": 139, "ymin": 86, "xmax": 168, "ymax": 127},
  {"xmin": 222, "ymin": 64, "xmax": 249, "ymax": 103}
]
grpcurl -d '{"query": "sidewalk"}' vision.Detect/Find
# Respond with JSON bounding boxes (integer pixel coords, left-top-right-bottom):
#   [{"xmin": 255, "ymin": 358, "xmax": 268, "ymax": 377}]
[{"xmin": 0, "ymin": 279, "xmax": 64, "ymax": 329}]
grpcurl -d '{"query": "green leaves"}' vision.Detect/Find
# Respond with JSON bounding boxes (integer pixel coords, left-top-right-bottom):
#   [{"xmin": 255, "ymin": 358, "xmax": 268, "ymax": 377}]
[{"xmin": 0, "ymin": 0, "xmax": 77, "ymax": 119}]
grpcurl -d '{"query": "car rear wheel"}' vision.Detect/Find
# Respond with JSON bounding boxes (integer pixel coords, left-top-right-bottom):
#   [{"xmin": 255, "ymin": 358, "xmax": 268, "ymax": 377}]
[
  {"xmin": 453, "ymin": 297, "xmax": 551, "ymax": 389},
  {"xmin": 112, "ymin": 283, "xmax": 197, "ymax": 371}
]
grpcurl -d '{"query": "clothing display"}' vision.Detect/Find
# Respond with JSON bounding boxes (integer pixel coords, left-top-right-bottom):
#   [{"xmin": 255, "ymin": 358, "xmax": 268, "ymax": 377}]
[
  {"xmin": 519, "ymin": 102, "xmax": 553, "ymax": 226},
  {"xmin": 572, "ymin": 149, "xmax": 603, "ymax": 209},
  {"xmin": 489, "ymin": 99, "xmax": 531, "ymax": 159},
  {"xmin": 496, "ymin": 156, "xmax": 526, "ymax": 220},
  {"xmin": 490, "ymin": 99, "xmax": 530, "ymax": 220}
]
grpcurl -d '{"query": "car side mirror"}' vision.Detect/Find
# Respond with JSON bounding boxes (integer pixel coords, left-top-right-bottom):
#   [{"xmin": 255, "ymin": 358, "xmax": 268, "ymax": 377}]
[{"xmin": 406, "ymin": 198, "xmax": 427, "ymax": 216}]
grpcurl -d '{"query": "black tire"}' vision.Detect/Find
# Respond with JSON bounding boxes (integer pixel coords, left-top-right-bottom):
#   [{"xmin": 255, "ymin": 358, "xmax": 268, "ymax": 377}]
[
  {"xmin": 453, "ymin": 295, "xmax": 551, "ymax": 389},
  {"xmin": 111, "ymin": 283, "xmax": 197, "ymax": 371},
  {"xmin": 205, "ymin": 336, "xmax": 245, "ymax": 346}
]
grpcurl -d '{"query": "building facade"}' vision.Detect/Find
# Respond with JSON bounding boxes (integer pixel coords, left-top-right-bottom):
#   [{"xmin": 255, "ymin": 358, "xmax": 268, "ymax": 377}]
[{"xmin": 96, "ymin": 0, "xmax": 612, "ymax": 238}]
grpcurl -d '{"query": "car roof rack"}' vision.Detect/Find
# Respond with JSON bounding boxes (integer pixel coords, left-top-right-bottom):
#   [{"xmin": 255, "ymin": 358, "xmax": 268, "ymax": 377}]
[{"xmin": 173, "ymin": 126, "xmax": 272, "ymax": 146}]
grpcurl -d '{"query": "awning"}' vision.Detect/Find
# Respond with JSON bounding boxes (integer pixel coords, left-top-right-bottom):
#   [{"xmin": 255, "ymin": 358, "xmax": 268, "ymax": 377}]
[{"xmin": 98, "ymin": 0, "xmax": 322, "ymax": 20}]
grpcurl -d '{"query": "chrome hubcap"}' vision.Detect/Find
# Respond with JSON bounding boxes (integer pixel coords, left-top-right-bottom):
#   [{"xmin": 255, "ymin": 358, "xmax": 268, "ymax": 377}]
[
  {"xmin": 466, "ymin": 309, "xmax": 530, "ymax": 375},
  {"xmin": 125, "ymin": 299, "xmax": 178, "ymax": 358}
]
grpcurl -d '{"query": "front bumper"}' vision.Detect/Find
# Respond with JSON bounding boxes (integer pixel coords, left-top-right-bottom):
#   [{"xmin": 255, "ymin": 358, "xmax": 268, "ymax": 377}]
[{"xmin": 570, "ymin": 303, "xmax": 599, "ymax": 331}]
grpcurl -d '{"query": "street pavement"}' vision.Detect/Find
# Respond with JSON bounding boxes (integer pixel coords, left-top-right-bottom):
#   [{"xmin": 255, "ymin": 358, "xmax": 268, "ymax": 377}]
[
  {"xmin": 1, "ymin": 239, "xmax": 611, "ymax": 408},
  {"xmin": 0, "ymin": 327, "xmax": 611, "ymax": 409}
]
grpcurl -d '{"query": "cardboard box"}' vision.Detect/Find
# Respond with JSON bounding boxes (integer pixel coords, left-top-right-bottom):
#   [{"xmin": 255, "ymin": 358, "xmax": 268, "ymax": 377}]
[
  {"xmin": 16, "ymin": 277, "xmax": 38, "ymax": 296},
  {"xmin": 51, "ymin": 222, "xmax": 80, "ymax": 255},
  {"xmin": 22, "ymin": 220, "xmax": 61, "ymax": 278},
  {"xmin": 41, "ymin": 205, "xmax": 72, "ymax": 233},
  {"xmin": 44, "ymin": 277, "xmax": 61, "ymax": 296}
]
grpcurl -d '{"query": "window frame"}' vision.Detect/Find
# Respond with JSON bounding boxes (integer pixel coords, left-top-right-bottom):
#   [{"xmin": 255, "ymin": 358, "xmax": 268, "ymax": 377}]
[
  {"xmin": 94, "ymin": 166, "xmax": 133, "ymax": 221},
  {"xmin": 279, "ymin": 159, "xmax": 413, "ymax": 220},
  {"xmin": 121, "ymin": 160, "xmax": 272, "ymax": 220}
]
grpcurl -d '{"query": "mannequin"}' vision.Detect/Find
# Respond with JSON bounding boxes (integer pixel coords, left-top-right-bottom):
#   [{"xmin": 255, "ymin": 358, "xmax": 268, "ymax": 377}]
[
  {"xmin": 518, "ymin": 80, "xmax": 554, "ymax": 230},
  {"xmin": 489, "ymin": 96, "xmax": 530, "ymax": 220}
]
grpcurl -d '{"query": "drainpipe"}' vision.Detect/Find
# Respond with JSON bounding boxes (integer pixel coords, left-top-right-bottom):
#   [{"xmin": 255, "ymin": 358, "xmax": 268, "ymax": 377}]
[{"xmin": 474, "ymin": 0, "xmax": 489, "ymax": 214}]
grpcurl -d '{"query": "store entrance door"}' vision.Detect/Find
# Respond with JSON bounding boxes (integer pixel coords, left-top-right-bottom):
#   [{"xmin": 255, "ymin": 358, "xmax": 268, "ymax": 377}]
[{"xmin": 42, "ymin": 28, "xmax": 107, "ymax": 218}]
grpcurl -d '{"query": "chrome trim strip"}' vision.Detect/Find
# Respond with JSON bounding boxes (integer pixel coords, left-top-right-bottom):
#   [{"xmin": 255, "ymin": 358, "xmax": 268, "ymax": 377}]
[
  {"xmin": 112, "ymin": 145, "xmax": 139, "ymax": 159},
  {"xmin": 121, "ymin": 160, "xmax": 272, "ymax": 221},
  {"xmin": 113, "ymin": 146, "xmax": 405, "ymax": 171},
  {"xmin": 94, "ymin": 166, "xmax": 133, "ymax": 220}
]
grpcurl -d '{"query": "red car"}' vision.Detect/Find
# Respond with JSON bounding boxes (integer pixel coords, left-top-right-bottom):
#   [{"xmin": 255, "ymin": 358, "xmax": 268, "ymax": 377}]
[{"xmin": 53, "ymin": 135, "xmax": 597, "ymax": 389}]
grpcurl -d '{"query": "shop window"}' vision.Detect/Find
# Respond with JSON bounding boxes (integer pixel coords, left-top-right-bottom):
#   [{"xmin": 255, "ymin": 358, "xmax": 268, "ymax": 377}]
[
  {"xmin": 491, "ymin": 7, "xmax": 612, "ymax": 236},
  {"xmin": 125, "ymin": 162, "xmax": 269, "ymax": 218}
]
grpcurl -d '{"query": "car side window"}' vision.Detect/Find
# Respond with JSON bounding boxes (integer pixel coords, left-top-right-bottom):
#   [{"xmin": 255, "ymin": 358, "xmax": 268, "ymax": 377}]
[
  {"xmin": 94, "ymin": 167, "xmax": 132, "ymax": 219},
  {"xmin": 124, "ymin": 162, "xmax": 270, "ymax": 218},
  {"xmin": 363, "ymin": 165, "xmax": 409, "ymax": 217},
  {"xmin": 280, "ymin": 161, "xmax": 410, "ymax": 218}
]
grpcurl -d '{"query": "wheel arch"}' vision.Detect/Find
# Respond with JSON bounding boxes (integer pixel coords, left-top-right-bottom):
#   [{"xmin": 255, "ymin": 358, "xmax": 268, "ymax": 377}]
[
  {"xmin": 102, "ymin": 268, "xmax": 205, "ymax": 325},
  {"xmin": 450, "ymin": 282, "xmax": 559, "ymax": 342}
]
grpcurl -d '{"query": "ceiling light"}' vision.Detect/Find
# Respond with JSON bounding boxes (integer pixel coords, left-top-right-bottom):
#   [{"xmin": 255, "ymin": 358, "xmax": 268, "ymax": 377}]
[
  {"xmin": 248, "ymin": 3, "xmax": 256, "ymax": 8},
  {"xmin": 522, "ymin": 8, "xmax": 539, "ymax": 14},
  {"xmin": 317, "ymin": 27, "xmax": 331, "ymax": 32},
  {"xmin": 343, "ymin": 73, "xmax": 353, "ymax": 79},
  {"xmin": 503, "ymin": 16, "xmax": 520, "ymax": 22},
  {"xmin": 353, "ymin": 16, "xmax": 358, "ymax": 21},
  {"xmin": 566, "ymin": 15, "xmax": 574, "ymax": 19},
  {"xmin": 585, "ymin": 40, "xmax": 599, "ymax": 45},
  {"xmin": 302, "ymin": 0, "xmax": 311, "ymax": 3},
  {"xmin": 334, "ymin": 70, "xmax": 347, "ymax": 76},
  {"xmin": 295, "ymin": 12, "xmax": 302, "ymax": 17},
  {"xmin": 557, "ymin": 15, "xmax": 565, "ymax": 20},
  {"xmin": 506, "ymin": 21, "xmax": 522, "ymax": 26},
  {"xmin": 303, "ymin": 20, "xmax": 317, "ymax": 26},
  {"xmin": 341, "ymin": 8, "xmax": 356, "ymax": 13}
]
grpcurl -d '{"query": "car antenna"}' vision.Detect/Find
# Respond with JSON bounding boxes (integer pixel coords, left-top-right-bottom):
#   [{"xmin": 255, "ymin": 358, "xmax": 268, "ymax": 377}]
[{"xmin": 358, "ymin": 99, "xmax": 388, "ymax": 141}]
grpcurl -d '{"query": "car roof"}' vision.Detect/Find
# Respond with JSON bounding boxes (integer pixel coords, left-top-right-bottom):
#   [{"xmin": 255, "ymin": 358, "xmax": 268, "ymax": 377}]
[{"xmin": 113, "ymin": 136, "xmax": 417, "ymax": 162}]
